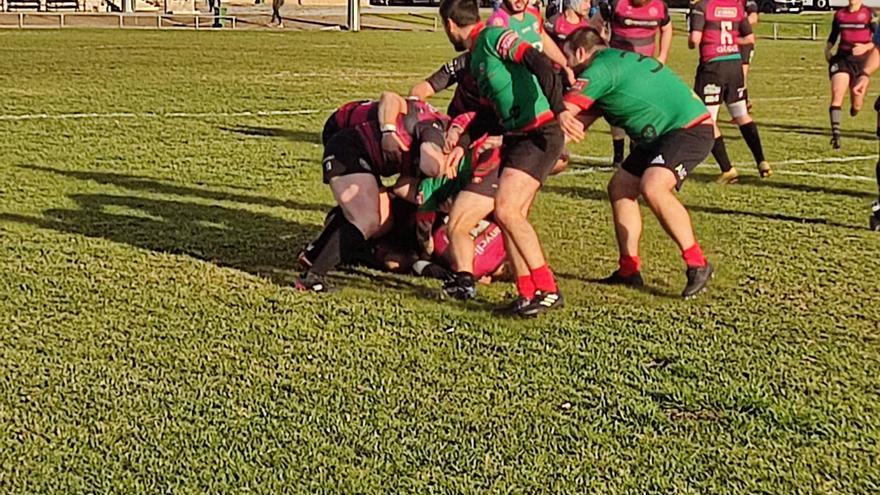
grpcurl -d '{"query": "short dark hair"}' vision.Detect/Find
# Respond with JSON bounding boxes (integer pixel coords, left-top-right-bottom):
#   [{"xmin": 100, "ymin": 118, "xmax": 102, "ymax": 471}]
[
  {"xmin": 439, "ymin": 0, "xmax": 480, "ymax": 27},
  {"xmin": 564, "ymin": 27, "xmax": 607, "ymax": 52}
]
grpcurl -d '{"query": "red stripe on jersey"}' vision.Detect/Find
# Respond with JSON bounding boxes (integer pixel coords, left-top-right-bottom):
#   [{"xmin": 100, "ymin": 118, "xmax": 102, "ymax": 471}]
[
  {"xmin": 512, "ymin": 42, "xmax": 530, "ymax": 63},
  {"xmin": 564, "ymin": 92, "xmax": 595, "ymax": 111}
]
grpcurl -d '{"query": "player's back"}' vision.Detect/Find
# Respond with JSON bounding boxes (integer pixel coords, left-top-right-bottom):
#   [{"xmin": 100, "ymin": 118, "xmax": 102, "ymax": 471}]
[
  {"xmin": 583, "ymin": 49, "xmax": 708, "ymax": 142},
  {"xmin": 690, "ymin": 0, "xmax": 746, "ymax": 63}
]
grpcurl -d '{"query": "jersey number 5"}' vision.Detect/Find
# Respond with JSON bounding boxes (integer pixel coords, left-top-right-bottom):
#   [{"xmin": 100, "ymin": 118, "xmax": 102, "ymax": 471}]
[{"xmin": 720, "ymin": 21, "xmax": 733, "ymax": 46}]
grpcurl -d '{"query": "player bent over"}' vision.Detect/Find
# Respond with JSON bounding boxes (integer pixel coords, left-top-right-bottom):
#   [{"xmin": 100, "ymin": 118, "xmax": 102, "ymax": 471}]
[
  {"xmin": 826, "ymin": 0, "xmax": 876, "ymax": 149},
  {"xmin": 296, "ymin": 94, "xmax": 451, "ymax": 292},
  {"xmin": 440, "ymin": 0, "xmax": 568, "ymax": 317},
  {"xmin": 558, "ymin": 28, "xmax": 715, "ymax": 298},
  {"xmin": 689, "ymin": 0, "xmax": 770, "ymax": 184}
]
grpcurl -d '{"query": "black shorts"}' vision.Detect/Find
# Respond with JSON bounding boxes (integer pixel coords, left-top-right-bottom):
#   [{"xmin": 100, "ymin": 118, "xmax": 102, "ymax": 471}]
[
  {"xmin": 829, "ymin": 52, "xmax": 868, "ymax": 80},
  {"xmin": 321, "ymin": 128, "xmax": 376, "ymax": 184},
  {"xmin": 621, "ymin": 123, "xmax": 714, "ymax": 190},
  {"xmin": 500, "ymin": 123, "xmax": 564, "ymax": 183},
  {"xmin": 695, "ymin": 60, "xmax": 745, "ymax": 106},
  {"xmin": 741, "ymin": 44, "xmax": 754, "ymax": 65},
  {"xmin": 463, "ymin": 147, "xmax": 502, "ymax": 198},
  {"xmin": 321, "ymin": 114, "xmax": 342, "ymax": 146}
]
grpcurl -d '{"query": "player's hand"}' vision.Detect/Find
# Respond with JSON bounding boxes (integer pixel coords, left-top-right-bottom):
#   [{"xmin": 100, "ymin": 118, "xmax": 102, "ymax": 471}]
[
  {"xmin": 476, "ymin": 135, "xmax": 503, "ymax": 155},
  {"xmin": 558, "ymin": 110, "xmax": 585, "ymax": 143},
  {"xmin": 444, "ymin": 146, "xmax": 464, "ymax": 179},
  {"xmin": 381, "ymin": 132, "xmax": 409, "ymax": 163},
  {"xmin": 824, "ymin": 47, "xmax": 833, "ymax": 62},
  {"xmin": 854, "ymin": 76, "xmax": 870, "ymax": 96},
  {"xmin": 439, "ymin": 198, "xmax": 454, "ymax": 214},
  {"xmin": 444, "ymin": 125, "xmax": 464, "ymax": 153},
  {"xmin": 563, "ymin": 66, "xmax": 576, "ymax": 86},
  {"xmin": 853, "ymin": 43, "xmax": 874, "ymax": 57},
  {"xmin": 416, "ymin": 220, "xmax": 434, "ymax": 256}
]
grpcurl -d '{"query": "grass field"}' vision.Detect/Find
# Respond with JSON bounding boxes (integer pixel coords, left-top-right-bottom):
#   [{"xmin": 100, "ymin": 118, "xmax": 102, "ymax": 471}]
[{"xmin": 1, "ymin": 21, "xmax": 879, "ymax": 493}]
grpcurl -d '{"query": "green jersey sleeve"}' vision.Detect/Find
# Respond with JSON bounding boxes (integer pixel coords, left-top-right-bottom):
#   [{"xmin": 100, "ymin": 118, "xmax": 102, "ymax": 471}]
[
  {"xmin": 485, "ymin": 27, "xmax": 533, "ymax": 64},
  {"xmin": 564, "ymin": 61, "xmax": 613, "ymax": 111}
]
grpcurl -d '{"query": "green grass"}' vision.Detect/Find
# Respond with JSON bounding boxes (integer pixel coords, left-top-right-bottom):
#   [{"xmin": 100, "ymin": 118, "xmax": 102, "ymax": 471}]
[{"xmin": 0, "ymin": 24, "xmax": 879, "ymax": 493}]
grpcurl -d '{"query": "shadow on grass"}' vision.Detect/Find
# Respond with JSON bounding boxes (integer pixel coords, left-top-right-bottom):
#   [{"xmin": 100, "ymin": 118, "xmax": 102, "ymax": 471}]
[
  {"xmin": 755, "ymin": 120, "xmax": 878, "ymax": 141},
  {"xmin": 687, "ymin": 172, "xmax": 878, "ymax": 200},
  {"xmin": 1, "ymin": 194, "xmax": 317, "ymax": 285},
  {"xmin": 544, "ymin": 183, "xmax": 863, "ymax": 230},
  {"xmin": 20, "ymin": 165, "xmax": 328, "ymax": 212},
  {"xmin": 220, "ymin": 125, "xmax": 322, "ymax": 144}
]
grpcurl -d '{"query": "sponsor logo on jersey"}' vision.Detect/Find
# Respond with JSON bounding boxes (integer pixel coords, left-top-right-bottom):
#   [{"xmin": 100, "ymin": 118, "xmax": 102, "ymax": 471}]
[
  {"xmin": 649, "ymin": 7, "xmax": 659, "ymax": 16},
  {"xmin": 651, "ymin": 154, "xmax": 665, "ymax": 165},
  {"xmin": 497, "ymin": 31, "xmax": 519, "ymax": 58},
  {"xmin": 623, "ymin": 18, "xmax": 661, "ymax": 27},
  {"xmin": 358, "ymin": 158, "xmax": 372, "ymax": 171},
  {"xmin": 712, "ymin": 6, "xmax": 738, "ymax": 18},
  {"xmin": 572, "ymin": 79, "xmax": 588, "ymax": 92},
  {"xmin": 323, "ymin": 156, "xmax": 334, "ymax": 171}
]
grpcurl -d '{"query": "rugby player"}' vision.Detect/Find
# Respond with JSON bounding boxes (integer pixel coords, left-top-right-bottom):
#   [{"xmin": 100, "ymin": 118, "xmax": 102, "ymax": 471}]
[
  {"xmin": 558, "ymin": 28, "xmax": 715, "ymax": 298},
  {"xmin": 545, "ymin": 0, "xmax": 591, "ymax": 46},
  {"xmin": 488, "ymin": 0, "xmax": 573, "ymax": 81},
  {"xmin": 739, "ymin": 0, "xmax": 758, "ymax": 109},
  {"xmin": 591, "ymin": 0, "xmax": 671, "ymax": 167},
  {"xmin": 689, "ymin": 0, "xmax": 771, "ymax": 184},
  {"xmin": 440, "ymin": 0, "xmax": 569, "ymax": 316},
  {"xmin": 826, "ymin": 0, "xmax": 876, "ymax": 150},
  {"xmin": 295, "ymin": 93, "xmax": 451, "ymax": 292}
]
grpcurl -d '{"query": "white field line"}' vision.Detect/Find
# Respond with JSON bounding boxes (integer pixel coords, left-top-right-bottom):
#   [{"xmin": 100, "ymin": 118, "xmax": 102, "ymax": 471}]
[
  {"xmin": 0, "ymin": 109, "xmax": 324, "ymax": 122},
  {"xmin": 569, "ymin": 153, "xmax": 877, "ymax": 182}
]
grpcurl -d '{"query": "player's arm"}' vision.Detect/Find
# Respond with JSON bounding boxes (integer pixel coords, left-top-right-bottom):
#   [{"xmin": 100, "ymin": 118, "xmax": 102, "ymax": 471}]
[
  {"xmin": 409, "ymin": 81, "xmax": 436, "ymax": 101},
  {"xmin": 738, "ymin": 19, "xmax": 755, "ymax": 46},
  {"xmin": 560, "ymin": 70, "xmax": 612, "ymax": 142},
  {"xmin": 687, "ymin": 1, "xmax": 705, "ymax": 50},
  {"xmin": 410, "ymin": 54, "xmax": 466, "ymax": 101},
  {"xmin": 378, "ymin": 91, "xmax": 410, "ymax": 162},
  {"xmin": 854, "ymin": 19, "xmax": 880, "ymax": 57},
  {"xmin": 390, "ymin": 176, "xmax": 420, "ymax": 204},
  {"xmin": 414, "ymin": 120, "xmax": 453, "ymax": 178},
  {"xmin": 540, "ymin": 30, "xmax": 571, "ymax": 70},
  {"xmin": 657, "ymin": 11, "xmax": 673, "ymax": 64},
  {"xmin": 494, "ymin": 30, "xmax": 567, "ymax": 116},
  {"xmin": 826, "ymin": 17, "xmax": 840, "ymax": 61}
]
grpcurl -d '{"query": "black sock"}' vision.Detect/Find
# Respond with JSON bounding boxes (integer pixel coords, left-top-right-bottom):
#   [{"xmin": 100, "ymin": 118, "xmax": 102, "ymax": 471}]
[
  {"xmin": 830, "ymin": 106, "xmax": 842, "ymax": 136},
  {"xmin": 612, "ymin": 139, "xmax": 624, "ymax": 164},
  {"xmin": 712, "ymin": 136, "xmax": 733, "ymax": 173},
  {"xmin": 303, "ymin": 207, "xmax": 346, "ymax": 262},
  {"xmin": 308, "ymin": 218, "xmax": 366, "ymax": 276},
  {"xmin": 455, "ymin": 271, "xmax": 475, "ymax": 287},
  {"xmin": 738, "ymin": 122, "xmax": 765, "ymax": 164}
]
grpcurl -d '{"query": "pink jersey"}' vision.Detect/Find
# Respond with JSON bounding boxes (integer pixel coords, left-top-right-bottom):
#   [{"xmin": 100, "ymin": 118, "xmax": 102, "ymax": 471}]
[
  {"xmin": 356, "ymin": 99, "xmax": 448, "ymax": 177},
  {"xmin": 609, "ymin": 0, "xmax": 670, "ymax": 57},
  {"xmin": 829, "ymin": 6, "xmax": 875, "ymax": 54},
  {"xmin": 433, "ymin": 221, "xmax": 506, "ymax": 279},
  {"xmin": 545, "ymin": 13, "xmax": 590, "ymax": 45},
  {"xmin": 689, "ymin": 0, "xmax": 752, "ymax": 64}
]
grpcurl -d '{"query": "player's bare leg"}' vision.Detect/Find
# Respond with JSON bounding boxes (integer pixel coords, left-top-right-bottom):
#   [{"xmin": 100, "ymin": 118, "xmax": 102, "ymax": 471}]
[
  {"xmin": 638, "ymin": 167, "xmax": 712, "ymax": 298},
  {"xmin": 830, "ymin": 72, "xmax": 851, "ymax": 149},
  {"xmin": 707, "ymin": 106, "xmax": 738, "ymax": 184},
  {"xmin": 445, "ymin": 191, "xmax": 495, "ymax": 299},
  {"xmin": 850, "ymin": 75, "xmax": 869, "ymax": 116},
  {"xmin": 297, "ymin": 173, "xmax": 384, "ymax": 292},
  {"xmin": 731, "ymin": 101, "xmax": 771, "ymax": 179},
  {"xmin": 600, "ymin": 168, "xmax": 645, "ymax": 287},
  {"xmin": 494, "ymin": 168, "xmax": 561, "ymax": 314}
]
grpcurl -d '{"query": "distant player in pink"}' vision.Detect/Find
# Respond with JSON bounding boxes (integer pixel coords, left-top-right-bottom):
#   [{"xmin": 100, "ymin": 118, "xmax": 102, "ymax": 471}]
[
  {"xmin": 544, "ymin": 0, "xmax": 591, "ymax": 46},
  {"xmin": 826, "ymin": 0, "xmax": 877, "ymax": 149}
]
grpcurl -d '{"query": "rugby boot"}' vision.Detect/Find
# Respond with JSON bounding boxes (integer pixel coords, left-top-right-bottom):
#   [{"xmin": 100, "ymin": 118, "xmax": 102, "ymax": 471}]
[
  {"xmin": 682, "ymin": 263, "xmax": 713, "ymax": 299},
  {"xmin": 598, "ymin": 270, "xmax": 645, "ymax": 288},
  {"xmin": 831, "ymin": 133, "xmax": 841, "ymax": 150},
  {"xmin": 493, "ymin": 296, "xmax": 532, "ymax": 316},
  {"xmin": 870, "ymin": 201, "xmax": 880, "ymax": 231},
  {"xmin": 757, "ymin": 161, "xmax": 772, "ymax": 179},
  {"xmin": 716, "ymin": 167, "xmax": 740, "ymax": 185},
  {"xmin": 443, "ymin": 272, "xmax": 477, "ymax": 300},
  {"xmin": 294, "ymin": 272, "xmax": 335, "ymax": 293},
  {"xmin": 517, "ymin": 290, "xmax": 565, "ymax": 317}
]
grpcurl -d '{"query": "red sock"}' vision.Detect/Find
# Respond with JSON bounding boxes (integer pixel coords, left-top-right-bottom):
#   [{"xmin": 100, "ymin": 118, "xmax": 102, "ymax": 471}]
[
  {"xmin": 618, "ymin": 255, "xmax": 641, "ymax": 277},
  {"xmin": 530, "ymin": 264, "xmax": 558, "ymax": 293},
  {"xmin": 516, "ymin": 275, "xmax": 536, "ymax": 299},
  {"xmin": 682, "ymin": 243, "xmax": 707, "ymax": 268}
]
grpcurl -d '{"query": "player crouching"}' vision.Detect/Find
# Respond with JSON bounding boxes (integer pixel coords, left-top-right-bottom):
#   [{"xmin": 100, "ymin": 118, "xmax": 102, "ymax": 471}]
[{"xmin": 558, "ymin": 28, "xmax": 715, "ymax": 298}]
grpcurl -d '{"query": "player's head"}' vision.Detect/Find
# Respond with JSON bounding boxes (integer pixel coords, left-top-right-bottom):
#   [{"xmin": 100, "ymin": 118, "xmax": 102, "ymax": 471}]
[
  {"xmin": 563, "ymin": 27, "xmax": 607, "ymax": 71},
  {"xmin": 503, "ymin": 0, "xmax": 529, "ymax": 14},
  {"xmin": 439, "ymin": 0, "xmax": 481, "ymax": 51},
  {"xmin": 564, "ymin": 0, "xmax": 588, "ymax": 17}
]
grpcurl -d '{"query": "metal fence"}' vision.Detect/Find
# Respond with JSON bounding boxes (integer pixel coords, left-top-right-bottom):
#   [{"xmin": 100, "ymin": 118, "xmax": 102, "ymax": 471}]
[{"xmin": 0, "ymin": 12, "xmax": 236, "ymax": 28}]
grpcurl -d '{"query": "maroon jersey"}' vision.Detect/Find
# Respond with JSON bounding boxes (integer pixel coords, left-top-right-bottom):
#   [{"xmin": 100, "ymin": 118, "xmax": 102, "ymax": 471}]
[
  {"xmin": 689, "ymin": 0, "xmax": 753, "ymax": 64},
  {"xmin": 425, "ymin": 53, "xmax": 485, "ymax": 117},
  {"xmin": 356, "ymin": 99, "xmax": 448, "ymax": 177},
  {"xmin": 544, "ymin": 13, "xmax": 590, "ymax": 45},
  {"xmin": 331, "ymin": 100, "xmax": 378, "ymax": 130},
  {"xmin": 829, "ymin": 6, "xmax": 876, "ymax": 55},
  {"xmin": 609, "ymin": 0, "xmax": 670, "ymax": 57}
]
